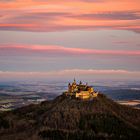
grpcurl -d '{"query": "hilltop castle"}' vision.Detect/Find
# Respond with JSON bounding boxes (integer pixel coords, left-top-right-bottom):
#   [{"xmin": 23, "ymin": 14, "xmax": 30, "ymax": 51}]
[{"xmin": 65, "ymin": 79, "xmax": 98, "ymax": 99}]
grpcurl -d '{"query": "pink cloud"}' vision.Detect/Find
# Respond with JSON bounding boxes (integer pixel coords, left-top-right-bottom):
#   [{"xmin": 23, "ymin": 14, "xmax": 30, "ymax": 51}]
[{"xmin": 0, "ymin": 44, "xmax": 140, "ymax": 56}]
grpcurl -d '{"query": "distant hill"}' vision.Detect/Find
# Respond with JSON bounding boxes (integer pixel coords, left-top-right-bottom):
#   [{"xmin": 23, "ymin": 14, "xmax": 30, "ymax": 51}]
[{"xmin": 0, "ymin": 93, "xmax": 140, "ymax": 140}]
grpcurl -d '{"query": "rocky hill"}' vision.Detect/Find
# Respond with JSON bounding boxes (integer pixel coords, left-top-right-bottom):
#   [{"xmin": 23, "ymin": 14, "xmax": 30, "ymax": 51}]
[{"xmin": 0, "ymin": 93, "xmax": 140, "ymax": 140}]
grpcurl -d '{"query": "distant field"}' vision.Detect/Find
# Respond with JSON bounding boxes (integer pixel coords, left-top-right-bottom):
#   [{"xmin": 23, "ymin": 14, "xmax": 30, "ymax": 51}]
[{"xmin": 0, "ymin": 81, "xmax": 140, "ymax": 110}]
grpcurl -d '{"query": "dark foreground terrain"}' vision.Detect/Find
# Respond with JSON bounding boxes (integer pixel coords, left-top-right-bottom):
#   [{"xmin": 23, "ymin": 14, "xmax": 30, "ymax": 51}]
[{"xmin": 0, "ymin": 93, "xmax": 140, "ymax": 140}]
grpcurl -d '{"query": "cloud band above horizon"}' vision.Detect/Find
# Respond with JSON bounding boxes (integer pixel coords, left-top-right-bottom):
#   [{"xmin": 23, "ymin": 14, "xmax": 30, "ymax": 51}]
[{"xmin": 0, "ymin": 69, "xmax": 140, "ymax": 81}]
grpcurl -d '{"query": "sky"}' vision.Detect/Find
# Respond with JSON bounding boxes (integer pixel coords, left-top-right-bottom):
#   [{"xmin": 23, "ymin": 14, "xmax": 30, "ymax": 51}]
[{"xmin": 0, "ymin": 0, "xmax": 140, "ymax": 82}]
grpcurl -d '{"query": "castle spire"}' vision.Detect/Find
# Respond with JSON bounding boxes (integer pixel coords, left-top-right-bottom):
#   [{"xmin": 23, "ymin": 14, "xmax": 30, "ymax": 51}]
[{"xmin": 73, "ymin": 78, "xmax": 76, "ymax": 85}]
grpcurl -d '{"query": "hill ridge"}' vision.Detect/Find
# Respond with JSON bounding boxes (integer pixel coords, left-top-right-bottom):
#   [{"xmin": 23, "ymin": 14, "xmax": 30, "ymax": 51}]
[{"xmin": 0, "ymin": 93, "xmax": 140, "ymax": 140}]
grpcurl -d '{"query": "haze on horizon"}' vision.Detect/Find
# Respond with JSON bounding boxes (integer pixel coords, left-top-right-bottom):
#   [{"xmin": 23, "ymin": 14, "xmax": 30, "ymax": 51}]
[{"xmin": 0, "ymin": 0, "xmax": 140, "ymax": 82}]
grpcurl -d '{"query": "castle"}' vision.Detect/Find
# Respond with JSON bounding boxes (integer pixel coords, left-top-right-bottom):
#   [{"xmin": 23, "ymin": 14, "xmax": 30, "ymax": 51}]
[{"xmin": 65, "ymin": 79, "xmax": 98, "ymax": 99}]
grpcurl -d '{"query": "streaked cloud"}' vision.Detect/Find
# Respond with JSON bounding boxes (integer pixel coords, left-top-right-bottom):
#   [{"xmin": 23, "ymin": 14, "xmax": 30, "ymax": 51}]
[
  {"xmin": 0, "ymin": 0, "xmax": 140, "ymax": 81},
  {"xmin": 0, "ymin": 69, "xmax": 140, "ymax": 81},
  {"xmin": 0, "ymin": 0, "xmax": 139, "ymax": 32},
  {"xmin": 0, "ymin": 44, "xmax": 140, "ymax": 56},
  {"xmin": 73, "ymin": 11, "xmax": 140, "ymax": 20}
]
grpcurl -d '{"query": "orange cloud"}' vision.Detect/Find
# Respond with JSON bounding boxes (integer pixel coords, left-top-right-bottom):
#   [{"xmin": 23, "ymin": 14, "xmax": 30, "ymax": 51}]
[{"xmin": 0, "ymin": 0, "xmax": 139, "ymax": 32}]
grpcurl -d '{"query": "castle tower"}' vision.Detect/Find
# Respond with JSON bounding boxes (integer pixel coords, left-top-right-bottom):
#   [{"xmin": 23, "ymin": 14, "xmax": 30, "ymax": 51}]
[
  {"xmin": 73, "ymin": 78, "xmax": 76, "ymax": 84},
  {"xmin": 68, "ymin": 83, "xmax": 71, "ymax": 93},
  {"xmin": 72, "ymin": 78, "xmax": 76, "ymax": 86},
  {"xmin": 71, "ymin": 78, "xmax": 77, "ymax": 93}
]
